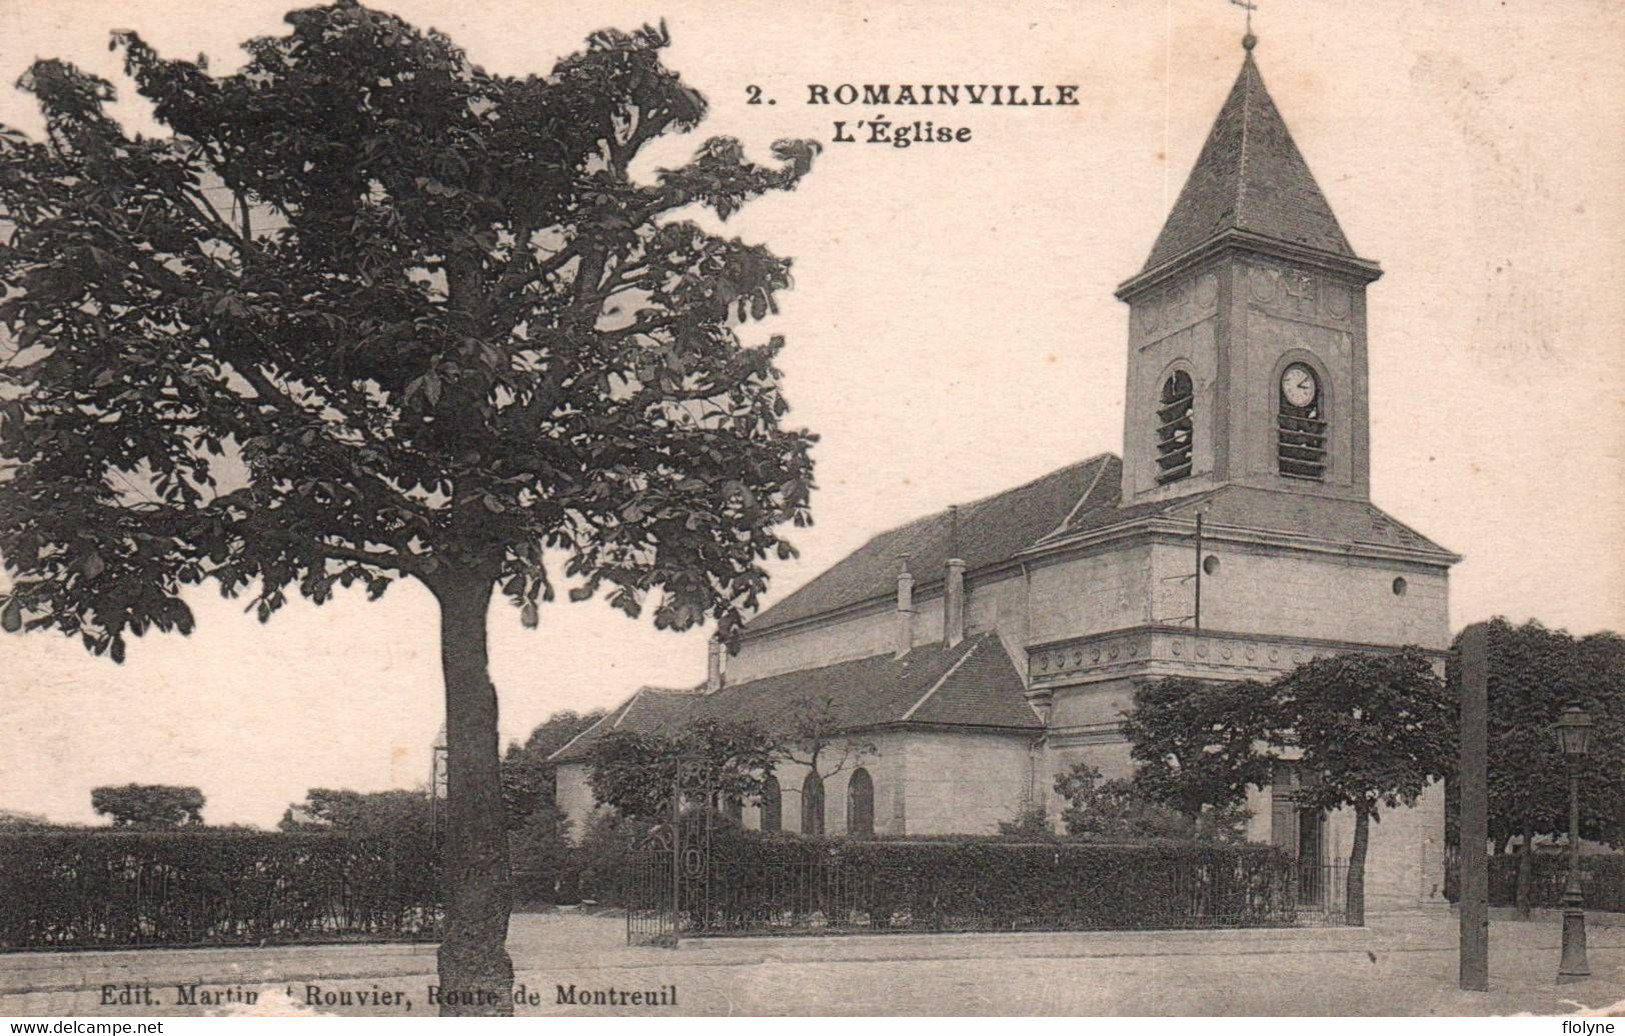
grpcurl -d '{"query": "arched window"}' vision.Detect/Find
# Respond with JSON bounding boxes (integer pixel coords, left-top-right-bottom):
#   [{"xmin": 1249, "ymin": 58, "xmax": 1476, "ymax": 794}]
[
  {"xmin": 1156, "ymin": 370, "xmax": 1194, "ymax": 484},
  {"xmin": 800, "ymin": 771, "xmax": 825, "ymax": 836},
  {"xmin": 724, "ymin": 793, "xmax": 743, "ymax": 825},
  {"xmin": 1276, "ymin": 362, "xmax": 1326, "ymax": 480},
  {"xmin": 846, "ymin": 768, "xmax": 875, "ymax": 838},
  {"xmin": 758, "ymin": 776, "xmax": 781, "ymax": 834}
]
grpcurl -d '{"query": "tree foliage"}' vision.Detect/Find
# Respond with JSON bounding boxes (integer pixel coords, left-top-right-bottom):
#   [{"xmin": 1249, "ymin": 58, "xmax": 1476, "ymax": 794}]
[
  {"xmin": 1119, "ymin": 649, "xmax": 1455, "ymax": 924},
  {"xmin": 1271, "ymin": 647, "xmax": 1454, "ymax": 924},
  {"xmin": 0, "ymin": 4, "xmax": 817, "ymax": 656},
  {"xmin": 279, "ymin": 787, "xmax": 429, "ymax": 836},
  {"xmin": 90, "ymin": 783, "xmax": 206, "ymax": 827},
  {"xmin": 1449, "ymin": 619, "xmax": 1625, "ymax": 850},
  {"xmin": 1119, "ymin": 676, "xmax": 1276, "ymax": 819},
  {"xmin": 586, "ymin": 717, "xmax": 774, "ymax": 822},
  {"xmin": 0, "ymin": 2, "xmax": 818, "ymax": 1012},
  {"xmin": 1051, "ymin": 762, "xmax": 1248, "ymax": 843},
  {"xmin": 500, "ymin": 708, "xmax": 606, "ymax": 829},
  {"xmin": 1447, "ymin": 618, "xmax": 1625, "ymax": 917}
]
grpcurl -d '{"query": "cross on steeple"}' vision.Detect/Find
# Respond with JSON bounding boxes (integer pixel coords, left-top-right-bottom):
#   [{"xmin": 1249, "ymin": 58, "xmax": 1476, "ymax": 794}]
[{"xmin": 1229, "ymin": 0, "xmax": 1258, "ymax": 48}]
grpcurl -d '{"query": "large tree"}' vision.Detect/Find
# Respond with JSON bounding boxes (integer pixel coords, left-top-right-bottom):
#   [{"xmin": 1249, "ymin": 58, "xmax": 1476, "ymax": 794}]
[
  {"xmin": 90, "ymin": 783, "xmax": 206, "ymax": 827},
  {"xmin": 1449, "ymin": 618, "xmax": 1625, "ymax": 916},
  {"xmin": 1119, "ymin": 675, "xmax": 1276, "ymax": 821},
  {"xmin": 0, "ymin": 2, "xmax": 816, "ymax": 1013},
  {"xmin": 1271, "ymin": 648, "xmax": 1455, "ymax": 925}
]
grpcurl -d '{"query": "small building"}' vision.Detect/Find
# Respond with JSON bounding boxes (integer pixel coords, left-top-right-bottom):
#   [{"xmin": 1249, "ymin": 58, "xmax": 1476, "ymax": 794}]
[{"xmin": 553, "ymin": 35, "xmax": 1458, "ymax": 912}]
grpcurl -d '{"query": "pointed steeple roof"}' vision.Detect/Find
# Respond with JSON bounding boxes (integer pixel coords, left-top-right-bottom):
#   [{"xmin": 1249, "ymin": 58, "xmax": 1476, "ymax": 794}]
[{"xmin": 1140, "ymin": 44, "xmax": 1354, "ymax": 274}]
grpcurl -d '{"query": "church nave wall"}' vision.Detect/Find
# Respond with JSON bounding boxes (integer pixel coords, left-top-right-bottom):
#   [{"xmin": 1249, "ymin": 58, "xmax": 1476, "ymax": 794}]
[
  {"xmin": 1149, "ymin": 539, "xmax": 1450, "ymax": 650},
  {"xmin": 1024, "ymin": 544, "xmax": 1154, "ymax": 646}
]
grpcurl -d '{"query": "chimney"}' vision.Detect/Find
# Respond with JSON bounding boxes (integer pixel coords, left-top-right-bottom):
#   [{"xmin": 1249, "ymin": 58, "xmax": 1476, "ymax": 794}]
[
  {"xmin": 945, "ymin": 505, "xmax": 966, "ymax": 647},
  {"xmin": 944, "ymin": 558, "xmax": 966, "ymax": 647},
  {"xmin": 894, "ymin": 555, "xmax": 915, "ymax": 657},
  {"xmin": 706, "ymin": 634, "xmax": 725, "ymax": 693}
]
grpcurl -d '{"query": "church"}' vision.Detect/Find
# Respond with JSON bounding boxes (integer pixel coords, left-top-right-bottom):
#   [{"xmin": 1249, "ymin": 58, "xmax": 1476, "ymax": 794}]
[{"xmin": 553, "ymin": 33, "xmax": 1458, "ymax": 912}]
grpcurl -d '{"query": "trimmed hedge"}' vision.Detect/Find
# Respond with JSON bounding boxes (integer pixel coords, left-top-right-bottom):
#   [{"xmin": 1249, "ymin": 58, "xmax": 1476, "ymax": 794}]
[
  {"xmin": 0, "ymin": 831, "xmax": 440, "ymax": 950},
  {"xmin": 661, "ymin": 829, "xmax": 1299, "ymax": 934}
]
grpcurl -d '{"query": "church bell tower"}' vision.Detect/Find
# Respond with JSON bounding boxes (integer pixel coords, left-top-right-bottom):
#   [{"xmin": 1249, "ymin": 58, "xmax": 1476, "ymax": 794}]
[{"xmin": 1116, "ymin": 35, "xmax": 1382, "ymax": 506}]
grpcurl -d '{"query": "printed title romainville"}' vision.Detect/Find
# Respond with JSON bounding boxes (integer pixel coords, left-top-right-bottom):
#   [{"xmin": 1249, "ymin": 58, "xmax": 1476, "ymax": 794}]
[{"xmin": 807, "ymin": 83, "xmax": 1079, "ymax": 106}]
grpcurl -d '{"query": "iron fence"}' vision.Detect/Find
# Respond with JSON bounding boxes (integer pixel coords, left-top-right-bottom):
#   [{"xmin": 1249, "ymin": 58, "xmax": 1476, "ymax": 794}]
[
  {"xmin": 1295, "ymin": 858, "xmax": 1347, "ymax": 925},
  {"xmin": 1443, "ymin": 846, "xmax": 1625, "ymax": 913},
  {"xmin": 627, "ymin": 842, "xmax": 1340, "ymax": 941}
]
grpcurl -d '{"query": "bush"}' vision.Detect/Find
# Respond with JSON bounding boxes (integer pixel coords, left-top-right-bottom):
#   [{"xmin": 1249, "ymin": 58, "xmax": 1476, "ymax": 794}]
[
  {"xmin": 995, "ymin": 807, "xmax": 1056, "ymax": 840},
  {"xmin": 509, "ymin": 805, "xmax": 576, "ymax": 908},
  {"xmin": 0, "ymin": 830, "xmax": 439, "ymax": 950},
  {"xmin": 679, "ymin": 827, "xmax": 1295, "ymax": 935},
  {"xmin": 1052, "ymin": 763, "xmax": 1251, "ymax": 845},
  {"xmin": 572, "ymin": 812, "xmax": 651, "ymax": 907}
]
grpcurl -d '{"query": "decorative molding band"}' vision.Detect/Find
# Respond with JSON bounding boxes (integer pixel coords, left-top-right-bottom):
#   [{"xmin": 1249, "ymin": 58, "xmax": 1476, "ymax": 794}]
[
  {"xmin": 1048, "ymin": 723, "xmax": 1127, "ymax": 748},
  {"xmin": 1026, "ymin": 625, "xmax": 1449, "ymax": 689}
]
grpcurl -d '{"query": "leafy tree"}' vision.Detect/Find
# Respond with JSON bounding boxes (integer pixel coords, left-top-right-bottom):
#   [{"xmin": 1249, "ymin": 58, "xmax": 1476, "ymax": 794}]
[
  {"xmin": 501, "ymin": 708, "xmax": 605, "ymax": 829},
  {"xmin": 0, "ymin": 3, "xmax": 815, "ymax": 1011},
  {"xmin": 91, "ymin": 783, "xmax": 205, "ymax": 827},
  {"xmin": 279, "ymin": 787, "xmax": 430, "ymax": 836},
  {"xmin": 1271, "ymin": 648, "xmax": 1454, "ymax": 925},
  {"xmin": 587, "ymin": 718, "xmax": 774, "ymax": 822},
  {"xmin": 1449, "ymin": 619, "xmax": 1625, "ymax": 916},
  {"xmin": 1119, "ymin": 676, "xmax": 1276, "ymax": 820},
  {"xmin": 0, "ymin": 809, "xmax": 55, "ymax": 830}
]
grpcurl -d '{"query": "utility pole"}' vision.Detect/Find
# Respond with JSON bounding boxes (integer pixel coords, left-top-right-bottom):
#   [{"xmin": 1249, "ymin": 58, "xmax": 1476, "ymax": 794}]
[{"xmin": 1458, "ymin": 623, "xmax": 1489, "ymax": 991}]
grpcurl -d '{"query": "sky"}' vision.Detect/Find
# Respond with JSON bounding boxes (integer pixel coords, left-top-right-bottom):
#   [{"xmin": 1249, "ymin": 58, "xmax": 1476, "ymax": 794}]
[{"xmin": 1, "ymin": 0, "xmax": 1622, "ymax": 827}]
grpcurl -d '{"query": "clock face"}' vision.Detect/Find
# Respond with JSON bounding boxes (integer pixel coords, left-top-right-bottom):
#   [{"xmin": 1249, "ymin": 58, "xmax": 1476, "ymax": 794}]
[{"xmin": 1281, "ymin": 363, "xmax": 1318, "ymax": 408}]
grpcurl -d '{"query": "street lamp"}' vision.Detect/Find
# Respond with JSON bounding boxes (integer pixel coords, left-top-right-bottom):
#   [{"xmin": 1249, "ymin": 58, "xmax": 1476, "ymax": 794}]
[{"xmin": 1555, "ymin": 705, "xmax": 1594, "ymax": 984}]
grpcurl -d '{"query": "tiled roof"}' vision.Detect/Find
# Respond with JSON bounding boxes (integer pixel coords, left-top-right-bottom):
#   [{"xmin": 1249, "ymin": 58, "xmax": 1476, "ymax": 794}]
[
  {"xmin": 747, "ymin": 454, "xmax": 1117, "ymax": 632},
  {"xmin": 1141, "ymin": 50, "xmax": 1354, "ymax": 273},
  {"xmin": 549, "ymin": 633, "xmax": 1038, "ymax": 764},
  {"xmin": 1039, "ymin": 482, "xmax": 1454, "ymax": 559}
]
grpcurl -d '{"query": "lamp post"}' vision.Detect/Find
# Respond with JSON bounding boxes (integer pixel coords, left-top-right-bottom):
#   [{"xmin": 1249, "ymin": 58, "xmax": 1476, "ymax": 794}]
[{"xmin": 1555, "ymin": 705, "xmax": 1594, "ymax": 984}]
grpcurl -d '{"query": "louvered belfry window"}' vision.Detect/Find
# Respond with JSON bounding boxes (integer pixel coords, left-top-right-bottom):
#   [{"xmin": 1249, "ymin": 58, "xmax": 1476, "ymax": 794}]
[
  {"xmin": 1155, "ymin": 370, "xmax": 1195, "ymax": 484},
  {"xmin": 1277, "ymin": 373, "xmax": 1328, "ymax": 480}
]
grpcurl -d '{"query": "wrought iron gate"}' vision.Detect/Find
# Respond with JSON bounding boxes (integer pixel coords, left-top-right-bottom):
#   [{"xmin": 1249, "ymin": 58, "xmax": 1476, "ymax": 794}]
[
  {"xmin": 625, "ymin": 799, "xmax": 717, "ymax": 946},
  {"xmin": 626, "ymin": 826, "xmax": 677, "ymax": 946}
]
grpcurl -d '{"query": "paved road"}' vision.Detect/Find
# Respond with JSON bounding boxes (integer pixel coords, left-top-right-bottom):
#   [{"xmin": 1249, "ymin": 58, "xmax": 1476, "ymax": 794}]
[{"xmin": 2, "ymin": 911, "xmax": 1622, "ymax": 1016}]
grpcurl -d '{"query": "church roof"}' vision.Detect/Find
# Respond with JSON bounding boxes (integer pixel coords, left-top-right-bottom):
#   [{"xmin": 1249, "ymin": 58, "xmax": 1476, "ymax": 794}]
[
  {"xmin": 1140, "ymin": 47, "xmax": 1355, "ymax": 274},
  {"xmin": 549, "ymin": 633, "xmax": 1038, "ymax": 764},
  {"xmin": 747, "ymin": 453, "xmax": 1119, "ymax": 632},
  {"xmin": 742, "ymin": 448, "xmax": 1454, "ymax": 638},
  {"xmin": 1037, "ymin": 480, "xmax": 1455, "ymax": 559}
]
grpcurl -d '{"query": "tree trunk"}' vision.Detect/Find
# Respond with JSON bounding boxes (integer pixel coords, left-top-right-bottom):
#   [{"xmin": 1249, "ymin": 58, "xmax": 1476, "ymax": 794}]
[
  {"xmin": 432, "ymin": 570, "xmax": 515, "ymax": 1017},
  {"xmin": 1516, "ymin": 815, "xmax": 1534, "ymax": 919},
  {"xmin": 1347, "ymin": 804, "xmax": 1370, "ymax": 927}
]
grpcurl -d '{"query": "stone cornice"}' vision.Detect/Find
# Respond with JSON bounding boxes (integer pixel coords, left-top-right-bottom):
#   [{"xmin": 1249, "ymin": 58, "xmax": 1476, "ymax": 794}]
[
  {"xmin": 1022, "ymin": 512, "xmax": 1460, "ymax": 572},
  {"xmin": 1116, "ymin": 229, "xmax": 1383, "ymax": 303}
]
